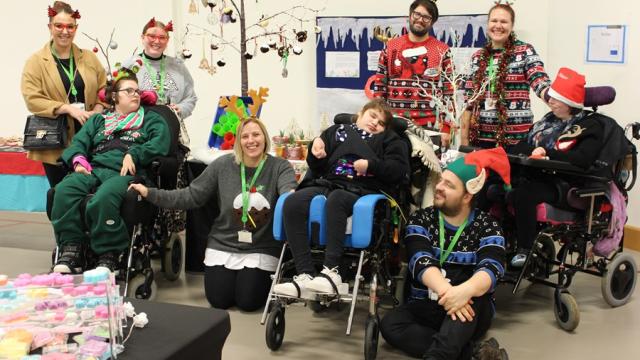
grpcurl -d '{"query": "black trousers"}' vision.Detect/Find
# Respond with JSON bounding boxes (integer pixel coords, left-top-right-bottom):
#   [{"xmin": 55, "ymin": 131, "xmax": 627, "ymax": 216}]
[
  {"xmin": 283, "ymin": 186, "xmax": 359, "ymax": 275},
  {"xmin": 380, "ymin": 294, "xmax": 494, "ymax": 359},
  {"xmin": 510, "ymin": 181, "xmax": 559, "ymax": 251},
  {"xmin": 204, "ymin": 265, "xmax": 272, "ymax": 312}
]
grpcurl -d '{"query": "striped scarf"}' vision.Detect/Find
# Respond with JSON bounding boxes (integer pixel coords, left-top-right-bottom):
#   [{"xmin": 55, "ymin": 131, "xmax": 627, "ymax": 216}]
[{"xmin": 103, "ymin": 107, "xmax": 145, "ymax": 137}]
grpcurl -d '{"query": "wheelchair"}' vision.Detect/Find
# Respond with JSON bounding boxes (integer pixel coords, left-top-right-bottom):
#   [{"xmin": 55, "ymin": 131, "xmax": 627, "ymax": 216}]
[
  {"xmin": 261, "ymin": 114, "xmax": 415, "ymax": 360},
  {"xmin": 464, "ymin": 86, "xmax": 639, "ymax": 331},
  {"xmin": 47, "ymin": 105, "xmax": 188, "ymax": 300}
]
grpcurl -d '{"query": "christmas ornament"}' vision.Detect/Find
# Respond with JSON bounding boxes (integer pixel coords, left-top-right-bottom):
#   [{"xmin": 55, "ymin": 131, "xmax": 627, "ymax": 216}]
[
  {"xmin": 182, "ymin": 49, "xmax": 193, "ymax": 59},
  {"xmin": 189, "ymin": 0, "xmax": 198, "ymax": 14},
  {"xmin": 295, "ymin": 30, "xmax": 307, "ymax": 42},
  {"xmin": 92, "ymin": 47, "xmax": 98, "ymax": 53},
  {"xmin": 207, "ymin": 12, "xmax": 219, "ymax": 25},
  {"xmin": 260, "ymin": 44, "xmax": 270, "ymax": 53},
  {"xmin": 217, "ymin": 58, "xmax": 226, "ymax": 67},
  {"xmin": 109, "ymin": 41, "xmax": 118, "ymax": 50},
  {"xmin": 210, "ymin": 43, "xmax": 219, "ymax": 50},
  {"xmin": 244, "ymin": 52, "xmax": 253, "ymax": 59},
  {"xmin": 292, "ymin": 45, "xmax": 303, "ymax": 55},
  {"xmin": 277, "ymin": 46, "xmax": 289, "ymax": 58},
  {"xmin": 268, "ymin": 39, "xmax": 277, "ymax": 49},
  {"xmin": 314, "ymin": 25, "xmax": 322, "ymax": 34}
]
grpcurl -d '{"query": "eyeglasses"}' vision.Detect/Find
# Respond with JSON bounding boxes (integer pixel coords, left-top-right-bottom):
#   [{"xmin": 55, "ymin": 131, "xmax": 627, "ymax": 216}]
[
  {"xmin": 411, "ymin": 11, "xmax": 433, "ymax": 23},
  {"xmin": 116, "ymin": 88, "xmax": 141, "ymax": 96},
  {"xmin": 145, "ymin": 34, "xmax": 169, "ymax": 42},
  {"xmin": 51, "ymin": 23, "xmax": 78, "ymax": 32}
]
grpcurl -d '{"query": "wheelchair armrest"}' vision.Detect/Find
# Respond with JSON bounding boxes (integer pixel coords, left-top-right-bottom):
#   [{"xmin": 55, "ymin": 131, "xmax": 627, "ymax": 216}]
[
  {"xmin": 120, "ymin": 188, "xmax": 157, "ymax": 225},
  {"xmin": 149, "ymin": 156, "xmax": 179, "ymax": 189},
  {"xmin": 574, "ymin": 185, "xmax": 607, "ymax": 198},
  {"xmin": 272, "ymin": 192, "xmax": 293, "ymax": 241},
  {"xmin": 351, "ymin": 194, "xmax": 388, "ymax": 249}
]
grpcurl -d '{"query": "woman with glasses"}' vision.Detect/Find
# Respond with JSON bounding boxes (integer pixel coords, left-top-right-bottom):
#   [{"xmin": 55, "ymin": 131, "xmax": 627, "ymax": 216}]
[
  {"xmin": 135, "ymin": 17, "xmax": 198, "ymax": 127},
  {"xmin": 461, "ymin": 2, "xmax": 551, "ymax": 150},
  {"xmin": 21, "ymin": 1, "xmax": 107, "ymax": 187},
  {"xmin": 51, "ymin": 69, "xmax": 170, "ymax": 274}
]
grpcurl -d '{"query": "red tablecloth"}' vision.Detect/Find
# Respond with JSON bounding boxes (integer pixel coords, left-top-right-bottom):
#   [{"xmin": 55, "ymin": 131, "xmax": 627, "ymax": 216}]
[{"xmin": 0, "ymin": 152, "xmax": 45, "ymax": 176}]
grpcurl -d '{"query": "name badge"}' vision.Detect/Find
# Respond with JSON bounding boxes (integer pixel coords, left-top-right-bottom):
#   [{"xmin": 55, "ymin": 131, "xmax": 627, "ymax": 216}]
[{"xmin": 238, "ymin": 230, "xmax": 252, "ymax": 244}]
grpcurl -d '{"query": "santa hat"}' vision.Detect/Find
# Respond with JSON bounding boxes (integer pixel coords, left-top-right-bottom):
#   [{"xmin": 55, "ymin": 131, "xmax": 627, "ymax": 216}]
[
  {"xmin": 547, "ymin": 67, "xmax": 586, "ymax": 109},
  {"xmin": 446, "ymin": 147, "xmax": 511, "ymax": 195}
]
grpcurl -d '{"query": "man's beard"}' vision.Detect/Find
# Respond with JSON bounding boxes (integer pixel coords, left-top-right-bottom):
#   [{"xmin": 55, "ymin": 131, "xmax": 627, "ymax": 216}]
[
  {"xmin": 409, "ymin": 23, "xmax": 429, "ymax": 37},
  {"xmin": 434, "ymin": 195, "xmax": 463, "ymax": 217}
]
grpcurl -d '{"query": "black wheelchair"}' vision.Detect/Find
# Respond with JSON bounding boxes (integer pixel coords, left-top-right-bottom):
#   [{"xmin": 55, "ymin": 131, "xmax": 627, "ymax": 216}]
[
  {"xmin": 463, "ymin": 86, "xmax": 639, "ymax": 331},
  {"xmin": 261, "ymin": 114, "xmax": 415, "ymax": 360},
  {"xmin": 47, "ymin": 105, "xmax": 187, "ymax": 300}
]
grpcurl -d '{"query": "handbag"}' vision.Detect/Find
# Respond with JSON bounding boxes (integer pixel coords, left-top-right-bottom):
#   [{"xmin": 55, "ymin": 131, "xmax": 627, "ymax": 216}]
[{"xmin": 22, "ymin": 114, "xmax": 68, "ymax": 150}]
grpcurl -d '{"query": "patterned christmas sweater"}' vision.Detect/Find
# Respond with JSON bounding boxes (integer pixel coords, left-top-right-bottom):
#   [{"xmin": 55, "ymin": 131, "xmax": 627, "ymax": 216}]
[
  {"xmin": 465, "ymin": 40, "xmax": 551, "ymax": 146},
  {"xmin": 373, "ymin": 34, "xmax": 453, "ymax": 132},
  {"xmin": 405, "ymin": 207, "xmax": 506, "ymax": 300}
]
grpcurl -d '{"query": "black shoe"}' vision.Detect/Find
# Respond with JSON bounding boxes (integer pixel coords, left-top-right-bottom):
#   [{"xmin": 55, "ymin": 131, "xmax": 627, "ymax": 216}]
[
  {"xmin": 473, "ymin": 338, "xmax": 509, "ymax": 360},
  {"xmin": 95, "ymin": 251, "xmax": 121, "ymax": 274},
  {"xmin": 52, "ymin": 243, "xmax": 84, "ymax": 274}
]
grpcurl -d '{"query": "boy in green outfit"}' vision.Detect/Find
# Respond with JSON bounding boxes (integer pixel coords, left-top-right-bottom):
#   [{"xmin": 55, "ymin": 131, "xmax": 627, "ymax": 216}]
[{"xmin": 51, "ymin": 70, "xmax": 169, "ymax": 274}]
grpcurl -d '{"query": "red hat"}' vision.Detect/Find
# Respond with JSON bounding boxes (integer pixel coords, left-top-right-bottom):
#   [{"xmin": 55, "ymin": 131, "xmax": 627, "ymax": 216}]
[
  {"xmin": 548, "ymin": 67, "xmax": 586, "ymax": 109},
  {"xmin": 446, "ymin": 147, "xmax": 511, "ymax": 194}
]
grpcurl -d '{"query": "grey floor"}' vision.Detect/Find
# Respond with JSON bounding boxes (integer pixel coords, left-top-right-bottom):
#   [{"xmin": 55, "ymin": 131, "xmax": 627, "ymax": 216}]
[{"xmin": 1, "ymin": 210, "xmax": 639, "ymax": 359}]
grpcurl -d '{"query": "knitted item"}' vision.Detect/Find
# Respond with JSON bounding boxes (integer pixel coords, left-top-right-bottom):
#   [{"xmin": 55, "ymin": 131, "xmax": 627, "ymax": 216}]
[{"xmin": 373, "ymin": 34, "xmax": 453, "ymax": 131}]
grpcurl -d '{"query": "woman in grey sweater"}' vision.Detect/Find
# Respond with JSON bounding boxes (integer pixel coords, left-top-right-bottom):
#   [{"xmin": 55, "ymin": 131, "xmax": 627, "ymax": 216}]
[{"xmin": 130, "ymin": 118, "xmax": 297, "ymax": 311}]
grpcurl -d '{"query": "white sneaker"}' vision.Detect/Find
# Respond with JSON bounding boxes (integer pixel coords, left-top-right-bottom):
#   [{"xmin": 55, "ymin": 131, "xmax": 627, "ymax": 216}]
[
  {"xmin": 305, "ymin": 267, "xmax": 349, "ymax": 295},
  {"xmin": 273, "ymin": 273, "xmax": 315, "ymax": 299}
]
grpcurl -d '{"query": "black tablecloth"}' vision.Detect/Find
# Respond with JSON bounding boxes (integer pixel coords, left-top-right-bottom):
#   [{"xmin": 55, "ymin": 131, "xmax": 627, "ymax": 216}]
[
  {"xmin": 185, "ymin": 161, "xmax": 219, "ymax": 273},
  {"xmin": 121, "ymin": 299, "xmax": 230, "ymax": 360}
]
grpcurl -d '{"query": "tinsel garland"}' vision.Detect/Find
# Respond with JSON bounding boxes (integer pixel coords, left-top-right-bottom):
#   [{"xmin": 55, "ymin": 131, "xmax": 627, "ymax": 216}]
[{"xmin": 469, "ymin": 33, "xmax": 516, "ymax": 147}]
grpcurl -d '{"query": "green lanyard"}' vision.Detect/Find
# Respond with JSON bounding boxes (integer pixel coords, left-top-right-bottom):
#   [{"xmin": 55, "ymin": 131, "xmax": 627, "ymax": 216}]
[
  {"xmin": 487, "ymin": 56, "xmax": 497, "ymax": 94},
  {"xmin": 240, "ymin": 158, "xmax": 266, "ymax": 226},
  {"xmin": 50, "ymin": 44, "xmax": 78, "ymax": 98},
  {"xmin": 142, "ymin": 54, "xmax": 166, "ymax": 102},
  {"xmin": 438, "ymin": 212, "xmax": 468, "ymax": 266}
]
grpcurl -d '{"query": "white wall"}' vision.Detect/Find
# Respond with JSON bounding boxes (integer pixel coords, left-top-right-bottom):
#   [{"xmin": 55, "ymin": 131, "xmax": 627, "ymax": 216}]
[{"xmin": 7, "ymin": 0, "xmax": 640, "ymax": 224}]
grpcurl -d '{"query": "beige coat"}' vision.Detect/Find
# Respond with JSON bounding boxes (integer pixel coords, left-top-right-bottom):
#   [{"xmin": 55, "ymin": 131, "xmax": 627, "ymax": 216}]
[{"xmin": 21, "ymin": 42, "xmax": 107, "ymax": 164}]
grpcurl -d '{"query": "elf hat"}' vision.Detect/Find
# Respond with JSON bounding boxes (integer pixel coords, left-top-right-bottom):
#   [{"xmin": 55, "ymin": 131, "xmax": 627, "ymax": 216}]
[
  {"xmin": 547, "ymin": 67, "xmax": 586, "ymax": 109},
  {"xmin": 446, "ymin": 147, "xmax": 511, "ymax": 195}
]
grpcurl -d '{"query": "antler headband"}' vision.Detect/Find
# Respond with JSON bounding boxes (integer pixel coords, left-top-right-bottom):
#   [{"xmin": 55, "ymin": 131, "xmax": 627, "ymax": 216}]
[
  {"xmin": 47, "ymin": 6, "xmax": 81, "ymax": 19},
  {"xmin": 494, "ymin": 0, "xmax": 514, "ymax": 5},
  {"xmin": 145, "ymin": 17, "xmax": 174, "ymax": 32}
]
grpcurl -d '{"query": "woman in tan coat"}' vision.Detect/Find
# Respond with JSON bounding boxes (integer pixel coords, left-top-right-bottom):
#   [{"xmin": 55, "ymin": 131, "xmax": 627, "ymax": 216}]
[{"xmin": 21, "ymin": 1, "xmax": 107, "ymax": 187}]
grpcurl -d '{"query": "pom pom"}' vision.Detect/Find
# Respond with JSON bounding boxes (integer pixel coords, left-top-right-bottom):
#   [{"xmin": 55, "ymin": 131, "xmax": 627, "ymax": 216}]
[
  {"xmin": 123, "ymin": 302, "xmax": 136, "ymax": 318},
  {"xmin": 139, "ymin": 90, "xmax": 158, "ymax": 106},
  {"xmin": 133, "ymin": 312, "xmax": 149, "ymax": 328}
]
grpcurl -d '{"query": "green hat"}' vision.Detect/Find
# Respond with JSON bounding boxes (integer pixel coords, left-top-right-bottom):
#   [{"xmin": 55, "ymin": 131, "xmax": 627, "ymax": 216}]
[{"xmin": 445, "ymin": 147, "xmax": 511, "ymax": 194}]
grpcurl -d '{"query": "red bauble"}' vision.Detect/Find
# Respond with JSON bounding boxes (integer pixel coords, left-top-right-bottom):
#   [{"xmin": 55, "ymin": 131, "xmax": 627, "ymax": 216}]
[{"xmin": 93, "ymin": 47, "xmax": 99, "ymax": 53}]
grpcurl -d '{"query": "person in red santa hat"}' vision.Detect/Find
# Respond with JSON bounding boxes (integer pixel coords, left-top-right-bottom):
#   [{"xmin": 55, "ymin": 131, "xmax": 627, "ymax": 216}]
[
  {"xmin": 509, "ymin": 67, "xmax": 605, "ymax": 267},
  {"xmin": 380, "ymin": 148, "xmax": 509, "ymax": 360}
]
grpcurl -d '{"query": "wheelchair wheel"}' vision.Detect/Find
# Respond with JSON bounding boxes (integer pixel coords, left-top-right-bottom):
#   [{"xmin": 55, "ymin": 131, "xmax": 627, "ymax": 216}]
[
  {"xmin": 601, "ymin": 253, "xmax": 637, "ymax": 307},
  {"xmin": 126, "ymin": 274, "xmax": 157, "ymax": 301},
  {"xmin": 162, "ymin": 232, "xmax": 183, "ymax": 281},
  {"xmin": 364, "ymin": 315, "xmax": 380, "ymax": 360},
  {"xmin": 554, "ymin": 292, "xmax": 580, "ymax": 331},
  {"xmin": 265, "ymin": 303, "xmax": 286, "ymax": 351}
]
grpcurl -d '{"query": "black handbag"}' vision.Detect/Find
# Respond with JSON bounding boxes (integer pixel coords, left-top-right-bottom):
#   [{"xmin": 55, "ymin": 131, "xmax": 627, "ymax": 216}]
[{"xmin": 23, "ymin": 115, "xmax": 68, "ymax": 150}]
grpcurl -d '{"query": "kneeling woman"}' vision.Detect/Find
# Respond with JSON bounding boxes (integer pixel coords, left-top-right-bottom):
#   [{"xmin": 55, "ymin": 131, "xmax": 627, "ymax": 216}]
[
  {"xmin": 274, "ymin": 99, "xmax": 410, "ymax": 297},
  {"xmin": 130, "ymin": 118, "xmax": 297, "ymax": 311},
  {"xmin": 510, "ymin": 67, "xmax": 604, "ymax": 267},
  {"xmin": 52, "ymin": 70, "xmax": 170, "ymax": 273}
]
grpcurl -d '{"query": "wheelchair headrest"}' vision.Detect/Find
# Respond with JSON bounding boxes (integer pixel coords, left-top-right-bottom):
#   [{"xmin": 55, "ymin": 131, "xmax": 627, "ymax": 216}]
[
  {"xmin": 545, "ymin": 86, "xmax": 616, "ymax": 108},
  {"xmin": 333, "ymin": 113, "xmax": 408, "ymax": 135}
]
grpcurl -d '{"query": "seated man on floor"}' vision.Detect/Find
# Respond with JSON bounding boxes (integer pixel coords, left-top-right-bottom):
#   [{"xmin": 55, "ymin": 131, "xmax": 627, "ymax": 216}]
[{"xmin": 380, "ymin": 148, "xmax": 509, "ymax": 360}]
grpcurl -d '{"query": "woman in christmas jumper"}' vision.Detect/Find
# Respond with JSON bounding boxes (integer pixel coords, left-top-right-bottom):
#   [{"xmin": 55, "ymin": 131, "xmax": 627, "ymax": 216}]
[
  {"xmin": 130, "ymin": 118, "xmax": 297, "ymax": 311},
  {"xmin": 52, "ymin": 71, "xmax": 170, "ymax": 274},
  {"xmin": 461, "ymin": 3, "xmax": 551, "ymax": 150},
  {"xmin": 21, "ymin": 1, "xmax": 107, "ymax": 187},
  {"xmin": 273, "ymin": 99, "xmax": 410, "ymax": 297},
  {"xmin": 135, "ymin": 18, "xmax": 197, "ymax": 123},
  {"xmin": 509, "ymin": 67, "xmax": 604, "ymax": 267}
]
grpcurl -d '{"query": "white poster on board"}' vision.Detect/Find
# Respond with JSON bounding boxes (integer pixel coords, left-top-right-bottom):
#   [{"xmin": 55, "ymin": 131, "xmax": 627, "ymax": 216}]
[
  {"xmin": 325, "ymin": 51, "xmax": 360, "ymax": 78},
  {"xmin": 586, "ymin": 25, "xmax": 626, "ymax": 64}
]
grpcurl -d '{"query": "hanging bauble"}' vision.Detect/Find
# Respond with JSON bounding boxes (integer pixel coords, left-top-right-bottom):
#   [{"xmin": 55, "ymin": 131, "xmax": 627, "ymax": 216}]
[
  {"xmin": 223, "ymin": 7, "xmax": 233, "ymax": 15},
  {"xmin": 277, "ymin": 46, "xmax": 290, "ymax": 58},
  {"xmin": 282, "ymin": 68, "xmax": 288, "ymax": 78},
  {"xmin": 182, "ymin": 49, "xmax": 193, "ymax": 59},
  {"xmin": 92, "ymin": 47, "xmax": 98, "ymax": 53},
  {"xmin": 210, "ymin": 43, "xmax": 219, "ymax": 50},
  {"xmin": 205, "ymin": 1, "xmax": 216, "ymax": 10},
  {"xmin": 296, "ymin": 30, "xmax": 308, "ymax": 42},
  {"xmin": 217, "ymin": 58, "xmax": 226, "ymax": 67},
  {"xmin": 230, "ymin": 14, "xmax": 237, "ymax": 23},
  {"xmin": 244, "ymin": 52, "xmax": 253, "ymax": 60},
  {"xmin": 292, "ymin": 45, "xmax": 303, "ymax": 55},
  {"xmin": 260, "ymin": 44, "xmax": 270, "ymax": 53},
  {"xmin": 314, "ymin": 25, "xmax": 322, "ymax": 34},
  {"xmin": 268, "ymin": 39, "xmax": 277, "ymax": 49},
  {"xmin": 221, "ymin": 14, "xmax": 231, "ymax": 23},
  {"xmin": 258, "ymin": 18, "xmax": 269, "ymax": 28},
  {"xmin": 109, "ymin": 41, "xmax": 118, "ymax": 50}
]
